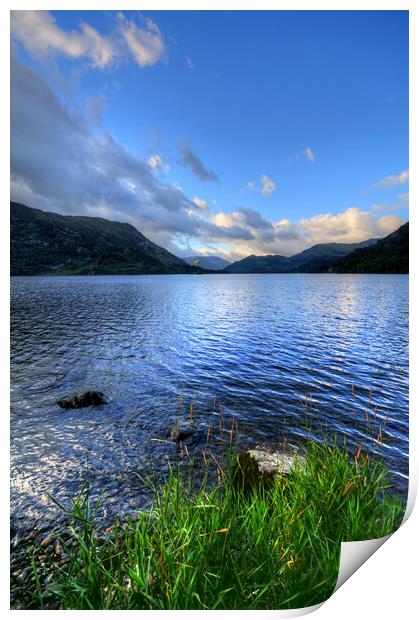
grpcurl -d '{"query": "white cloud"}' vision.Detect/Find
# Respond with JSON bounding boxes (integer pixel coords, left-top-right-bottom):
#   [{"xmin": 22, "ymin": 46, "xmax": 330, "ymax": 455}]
[
  {"xmin": 147, "ymin": 154, "xmax": 170, "ymax": 173},
  {"xmin": 374, "ymin": 169, "xmax": 409, "ymax": 188},
  {"xmin": 220, "ymin": 206, "xmax": 405, "ymax": 260},
  {"xmin": 119, "ymin": 15, "xmax": 165, "ymax": 68},
  {"xmin": 303, "ymin": 147, "xmax": 315, "ymax": 162},
  {"xmin": 211, "ymin": 212, "xmax": 236, "ymax": 228},
  {"xmin": 186, "ymin": 56, "xmax": 194, "ymax": 70},
  {"xmin": 261, "ymin": 174, "xmax": 276, "ymax": 197},
  {"xmin": 377, "ymin": 215, "xmax": 404, "ymax": 234},
  {"xmin": 192, "ymin": 196, "xmax": 209, "ymax": 212},
  {"xmin": 299, "ymin": 207, "xmax": 403, "ymax": 245},
  {"xmin": 246, "ymin": 174, "xmax": 276, "ymax": 197},
  {"xmin": 11, "ymin": 10, "xmax": 115, "ymax": 68},
  {"xmin": 289, "ymin": 146, "xmax": 316, "ymax": 164},
  {"xmin": 11, "ymin": 10, "xmax": 167, "ymax": 70}
]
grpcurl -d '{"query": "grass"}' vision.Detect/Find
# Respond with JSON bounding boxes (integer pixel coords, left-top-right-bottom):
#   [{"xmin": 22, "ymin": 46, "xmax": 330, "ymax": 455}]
[{"xmin": 28, "ymin": 439, "xmax": 405, "ymax": 610}]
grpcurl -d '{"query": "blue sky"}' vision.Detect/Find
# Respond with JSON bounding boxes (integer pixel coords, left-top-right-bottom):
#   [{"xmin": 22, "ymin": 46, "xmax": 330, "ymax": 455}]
[{"xmin": 10, "ymin": 10, "xmax": 408, "ymax": 260}]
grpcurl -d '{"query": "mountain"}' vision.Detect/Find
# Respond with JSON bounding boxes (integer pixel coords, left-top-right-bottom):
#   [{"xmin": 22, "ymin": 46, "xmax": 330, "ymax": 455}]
[
  {"xmin": 224, "ymin": 254, "xmax": 289, "ymax": 274},
  {"xmin": 225, "ymin": 239, "xmax": 378, "ymax": 274},
  {"xmin": 185, "ymin": 255, "xmax": 231, "ymax": 270},
  {"xmin": 332, "ymin": 222, "xmax": 408, "ymax": 274},
  {"xmin": 10, "ymin": 202, "xmax": 408, "ymax": 276},
  {"xmin": 10, "ymin": 202, "xmax": 203, "ymax": 276},
  {"xmin": 285, "ymin": 239, "xmax": 378, "ymax": 272}
]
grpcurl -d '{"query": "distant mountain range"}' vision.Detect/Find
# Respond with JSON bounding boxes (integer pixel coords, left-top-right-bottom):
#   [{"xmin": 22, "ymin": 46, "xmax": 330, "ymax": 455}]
[
  {"xmin": 185, "ymin": 255, "xmax": 231, "ymax": 270},
  {"xmin": 10, "ymin": 202, "xmax": 202, "ymax": 276},
  {"xmin": 10, "ymin": 202, "xmax": 408, "ymax": 276},
  {"xmin": 224, "ymin": 238, "xmax": 378, "ymax": 274},
  {"xmin": 224, "ymin": 225, "xmax": 408, "ymax": 274}
]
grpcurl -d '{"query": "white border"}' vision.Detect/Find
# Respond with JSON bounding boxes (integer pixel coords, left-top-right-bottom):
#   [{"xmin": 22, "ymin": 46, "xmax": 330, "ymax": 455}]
[{"xmin": 1, "ymin": 1, "xmax": 417, "ymax": 617}]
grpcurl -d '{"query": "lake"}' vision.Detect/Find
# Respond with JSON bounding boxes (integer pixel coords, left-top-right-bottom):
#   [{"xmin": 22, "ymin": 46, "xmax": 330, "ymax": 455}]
[{"xmin": 10, "ymin": 274, "xmax": 409, "ymax": 531}]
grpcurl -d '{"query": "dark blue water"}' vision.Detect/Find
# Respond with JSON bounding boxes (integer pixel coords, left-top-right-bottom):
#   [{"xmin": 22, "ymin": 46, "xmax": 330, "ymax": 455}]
[{"xmin": 10, "ymin": 274, "xmax": 409, "ymax": 529}]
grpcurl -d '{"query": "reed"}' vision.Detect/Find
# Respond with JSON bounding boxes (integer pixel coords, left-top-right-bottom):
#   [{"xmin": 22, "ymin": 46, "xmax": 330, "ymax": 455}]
[{"xmin": 26, "ymin": 439, "xmax": 405, "ymax": 611}]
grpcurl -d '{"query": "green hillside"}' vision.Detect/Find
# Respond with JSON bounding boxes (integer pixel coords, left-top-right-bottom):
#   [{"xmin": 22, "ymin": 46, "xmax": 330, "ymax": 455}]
[
  {"xmin": 332, "ymin": 222, "xmax": 408, "ymax": 273},
  {"xmin": 225, "ymin": 239, "xmax": 379, "ymax": 274},
  {"xmin": 11, "ymin": 202, "xmax": 202, "ymax": 276}
]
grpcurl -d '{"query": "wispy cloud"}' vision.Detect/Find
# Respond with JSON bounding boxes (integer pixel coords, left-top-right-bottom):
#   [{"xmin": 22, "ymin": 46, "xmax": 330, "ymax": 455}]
[
  {"xmin": 118, "ymin": 14, "xmax": 166, "ymax": 68},
  {"xmin": 212, "ymin": 207, "xmax": 273, "ymax": 232},
  {"xmin": 289, "ymin": 146, "xmax": 315, "ymax": 164},
  {"xmin": 185, "ymin": 56, "xmax": 194, "ymax": 70},
  {"xmin": 147, "ymin": 154, "xmax": 170, "ymax": 173},
  {"xmin": 192, "ymin": 197, "xmax": 210, "ymax": 212},
  {"xmin": 11, "ymin": 10, "xmax": 167, "ymax": 70},
  {"xmin": 179, "ymin": 142, "xmax": 219, "ymax": 182},
  {"xmin": 370, "ymin": 190, "xmax": 408, "ymax": 213},
  {"xmin": 302, "ymin": 147, "xmax": 315, "ymax": 162},
  {"xmin": 246, "ymin": 174, "xmax": 276, "ymax": 197},
  {"xmin": 261, "ymin": 174, "xmax": 276, "ymax": 197},
  {"xmin": 374, "ymin": 169, "xmax": 409, "ymax": 188},
  {"xmin": 11, "ymin": 10, "xmax": 115, "ymax": 68}
]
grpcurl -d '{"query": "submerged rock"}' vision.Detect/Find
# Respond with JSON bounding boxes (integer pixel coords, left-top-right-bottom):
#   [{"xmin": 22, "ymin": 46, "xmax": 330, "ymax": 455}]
[
  {"xmin": 57, "ymin": 391, "xmax": 108, "ymax": 409},
  {"xmin": 167, "ymin": 421, "xmax": 197, "ymax": 442},
  {"xmin": 235, "ymin": 445, "xmax": 305, "ymax": 489}
]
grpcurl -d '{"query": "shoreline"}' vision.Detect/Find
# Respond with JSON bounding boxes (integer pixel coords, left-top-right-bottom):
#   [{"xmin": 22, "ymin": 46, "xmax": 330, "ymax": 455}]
[
  {"xmin": 11, "ymin": 271, "xmax": 409, "ymax": 277},
  {"xmin": 10, "ymin": 439, "xmax": 406, "ymax": 610}
]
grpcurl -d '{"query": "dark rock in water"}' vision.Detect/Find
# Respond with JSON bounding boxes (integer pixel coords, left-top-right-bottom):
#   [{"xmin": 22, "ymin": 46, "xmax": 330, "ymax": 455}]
[
  {"xmin": 57, "ymin": 391, "xmax": 108, "ymax": 409},
  {"xmin": 234, "ymin": 445, "xmax": 305, "ymax": 490},
  {"xmin": 167, "ymin": 421, "xmax": 196, "ymax": 442}
]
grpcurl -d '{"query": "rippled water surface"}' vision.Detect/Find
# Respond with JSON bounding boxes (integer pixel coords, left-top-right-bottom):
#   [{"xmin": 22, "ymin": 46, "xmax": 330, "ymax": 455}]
[{"xmin": 11, "ymin": 274, "xmax": 409, "ymax": 529}]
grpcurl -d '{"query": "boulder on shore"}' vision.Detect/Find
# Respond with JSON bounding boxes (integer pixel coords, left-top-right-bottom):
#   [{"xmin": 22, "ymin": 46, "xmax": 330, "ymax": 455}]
[
  {"xmin": 234, "ymin": 445, "xmax": 305, "ymax": 489},
  {"xmin": 57, "ymin": 391, "xmax": 108, "ymax": 409}
]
